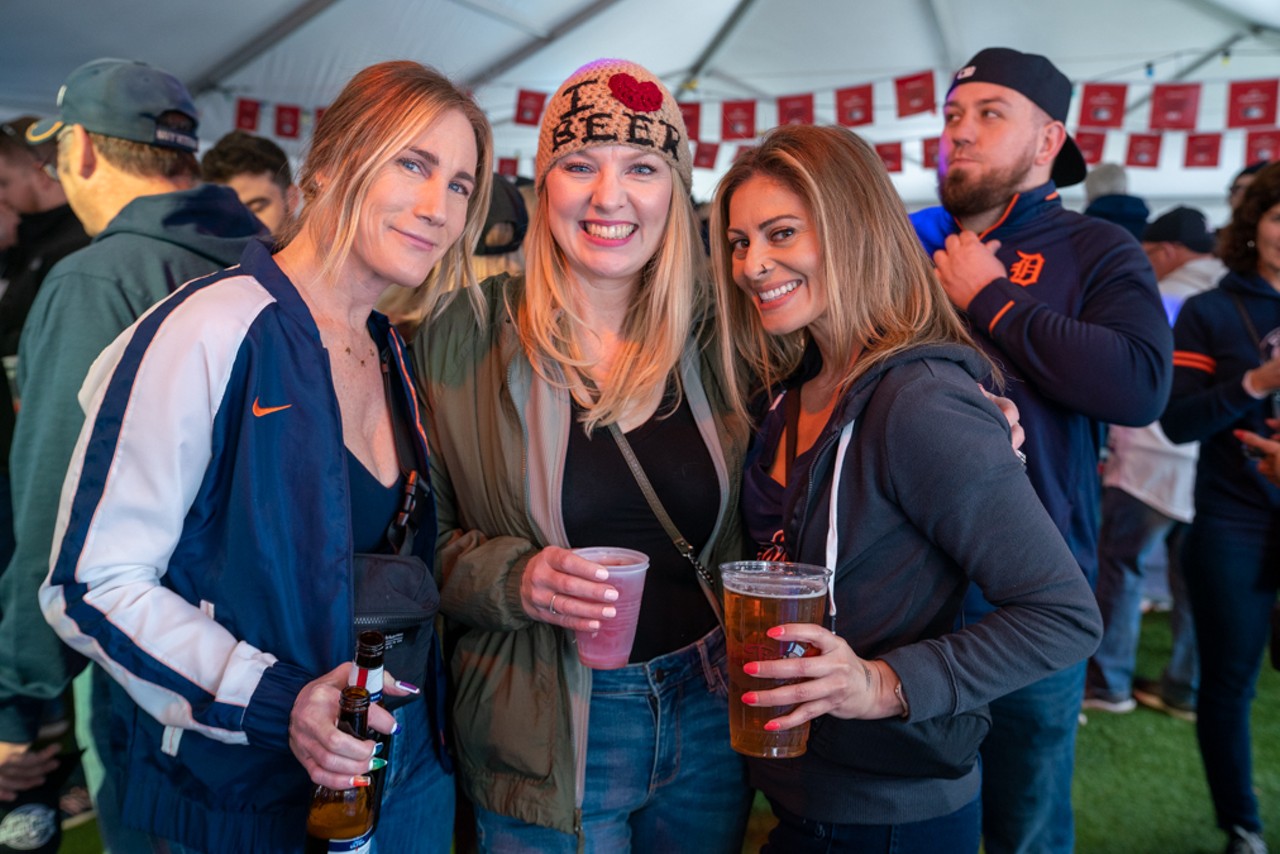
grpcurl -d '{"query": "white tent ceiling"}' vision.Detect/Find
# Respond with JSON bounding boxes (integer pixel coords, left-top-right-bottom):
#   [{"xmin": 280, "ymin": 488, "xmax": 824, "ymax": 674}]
[{"xmin": 2, "ymin": 0, "xmax": 1278, "ymax": 223}]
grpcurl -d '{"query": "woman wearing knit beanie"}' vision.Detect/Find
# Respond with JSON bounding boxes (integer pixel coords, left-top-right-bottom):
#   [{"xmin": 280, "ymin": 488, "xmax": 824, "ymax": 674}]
[{"xmin": 412, "ymin": 59, "xmax": 752, "ymax": 851}]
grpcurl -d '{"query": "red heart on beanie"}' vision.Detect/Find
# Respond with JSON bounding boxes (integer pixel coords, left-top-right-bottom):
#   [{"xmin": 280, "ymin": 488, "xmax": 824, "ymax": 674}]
[{"xmin": 609, "ymin": 73, "xmax": 664, "ymax": 113}]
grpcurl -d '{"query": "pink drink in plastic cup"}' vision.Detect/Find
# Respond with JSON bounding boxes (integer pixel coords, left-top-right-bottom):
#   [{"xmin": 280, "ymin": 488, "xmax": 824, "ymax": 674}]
[{"xmin": 572, "ymin": 547, "xmax": 649, "ymax": 669}]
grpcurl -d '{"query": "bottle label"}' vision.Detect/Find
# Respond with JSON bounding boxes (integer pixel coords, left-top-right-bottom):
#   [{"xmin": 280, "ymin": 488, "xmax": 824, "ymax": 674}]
[
  {"xmin": 349, "ymin": 664, "xmax": 384, "ymax": 704},
  {"xmin": 324, "ymin": 828, "xmax": 373, "ymax": 852}
]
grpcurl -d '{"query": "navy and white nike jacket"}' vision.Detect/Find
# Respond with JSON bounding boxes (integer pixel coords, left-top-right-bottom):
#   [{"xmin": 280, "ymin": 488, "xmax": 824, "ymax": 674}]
[
  {"xmin": 911, "ymin": 182, "xmax": 1173, "ymax": 584},
  {"xmin": 39, "ymin": 240, "xmax": 442, "ymax": 851}
]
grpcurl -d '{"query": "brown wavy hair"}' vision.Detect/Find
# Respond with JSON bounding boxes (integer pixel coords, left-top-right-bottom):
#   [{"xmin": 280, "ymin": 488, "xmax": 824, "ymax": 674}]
[{"xmin": 1219, "ymin": 161, "xmax": 1280, "ymax": 275}]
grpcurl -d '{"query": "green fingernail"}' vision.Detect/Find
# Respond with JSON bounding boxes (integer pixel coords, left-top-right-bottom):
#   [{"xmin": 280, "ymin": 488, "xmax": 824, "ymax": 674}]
[{"xmin": 369, "ymin": 757, "xmax": 387, "ymax": 772}]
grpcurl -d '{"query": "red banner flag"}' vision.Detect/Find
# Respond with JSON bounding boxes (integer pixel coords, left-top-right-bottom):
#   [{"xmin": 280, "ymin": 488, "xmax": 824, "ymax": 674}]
[
  {"xmin": 234, "ymin": 98, "xmax": 260, "ymax": 131},
  {"xmin": 679, "ymin": 102, "xmax": 701, "ymax": 140},
  {"xmin": 1079, "ymin": 84, "xmax": 1127, "ymax": 128},
  {"xmin": 1125, "ymin": 133, "xmax": 1162, "ymax": 168},
  {"xmin": 514, "ymin": 90, "xmax": 547, "ymax": 126},
  {"xmin": 275, "ymin": 105, "xmax": 301, "ymax": 139},
  {"xmin": 894, "ymin": 71, "xmax": 935, "ymax": 118},
  {"xmin": 694, "ymin": 141, "xmax": 720, "ymax": 169},
  {"xmin": 1074, "ymin": 130, "xmax": 1107, "ymax": 165},
  {"xmin": 1227, "ymin": 79, "xmax": 1278, "ymax": 128},
  {"xmin": 1246, "ymin": 129, "xmax": 1280, "ymax": 165},
  {"xmin": 922, "ymin": 137, "xmax": 940, "ymax": 169},
  {"xmin": 1184, "ymin": 132, "xmax": 1222, "ymax": 168},
  {"xmin": 875, "ymin": 141, "xmax": 903, "ymax": 172},
  {"xmin": 1149, "ymin": 83, "xmax": 1201, "ymax": 131},
  {"xmin": 722, "ymin": 100, "xmax": 757, "ymax": 141},
  {"xmin": 777, "ymin": 93, "xmax": 814, "ymax": 127},
  {"xmin": 497, "ymin": 157, "xmax": 519, "ymax": 177},
  {"xmin": 835, "ymin": 84, "xmax": 874, "ymax": 127}
]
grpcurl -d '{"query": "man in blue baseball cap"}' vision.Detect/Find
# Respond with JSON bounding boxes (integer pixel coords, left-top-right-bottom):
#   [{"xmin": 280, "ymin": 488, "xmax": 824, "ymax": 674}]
[
  {"xmin": 911, "ymin": 47, "xmax": 1174, "ymax": 854},
  {"xmin": 2, "ymin": 58, "xmax": 264, "ymax": 852}
]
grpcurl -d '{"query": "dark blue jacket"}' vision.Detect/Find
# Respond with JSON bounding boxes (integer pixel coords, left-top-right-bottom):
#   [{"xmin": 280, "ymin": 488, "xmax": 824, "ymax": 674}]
[
  {"xmin": 911, "ymin": 182, "xmax": 1173, "ymax": 583},
  {"xmin": 1161, "ymin": 269, "xmax": 1280, "ymax": 517},
  {"xmin": 40, "ymin": 241, "xmax": 444, "ymax": 851}
]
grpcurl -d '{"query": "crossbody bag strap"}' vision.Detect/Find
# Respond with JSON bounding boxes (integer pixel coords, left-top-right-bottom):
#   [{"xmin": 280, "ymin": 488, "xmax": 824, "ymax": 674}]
[
  {"xmin": 608, "ymin": 423, "xmax": 724, "ymax": 623},
  {"xmin": 1228, "ymin": 292, "xmax": 1262, "ymax": 348},
  {"xmin": 381, "ymin": 354, "xmax": 426, "ymax": 556}
]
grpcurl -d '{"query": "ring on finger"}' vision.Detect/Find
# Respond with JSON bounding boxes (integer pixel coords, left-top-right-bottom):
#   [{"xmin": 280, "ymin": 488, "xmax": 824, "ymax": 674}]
[{"xmin": 549, "ymin": 594, "xmax": 559, "ymax": 616}]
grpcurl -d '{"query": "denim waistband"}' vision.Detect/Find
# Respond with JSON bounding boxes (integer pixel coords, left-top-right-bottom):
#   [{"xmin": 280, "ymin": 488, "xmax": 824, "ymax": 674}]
[{"xmin": 589, "ymin": 626, "xmax": 725, "ymax": 694}]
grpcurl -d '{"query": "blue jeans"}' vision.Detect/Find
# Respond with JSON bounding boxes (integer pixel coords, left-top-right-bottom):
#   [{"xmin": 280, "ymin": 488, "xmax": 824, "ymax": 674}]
[
  {"xmin": 978, "ymin": 661, "xmax": 1085, "ymax": 854},
  {"xmin": 474, "ymin": 628, "xmax": 752, "ymax": 853},
  {"xmin": 372, "ymin": 699, "xmax": 454, "ymax": 853},
  {"xmin": 1087, "ymin": 487, "xmax": 1198, "ymax": 704},
  {"xmin": 762, "ymin": 795, "xmax": 981, "ymax": 854},
  {"xmin": 1184, "ymin": 512, "xmax": 1279, "ymax": 834}
]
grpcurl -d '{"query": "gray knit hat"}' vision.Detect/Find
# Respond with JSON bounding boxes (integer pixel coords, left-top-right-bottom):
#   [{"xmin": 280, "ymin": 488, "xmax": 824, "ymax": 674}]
[{"xmin": 535, "ymin": 58, "xmax": 691, "ymax": 190}]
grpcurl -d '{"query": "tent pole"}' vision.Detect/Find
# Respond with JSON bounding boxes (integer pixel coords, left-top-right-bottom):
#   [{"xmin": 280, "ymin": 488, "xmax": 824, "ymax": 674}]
[
  {"xmin": 188, "ymin": 0, "xmax": 344, "ymax": 96},
  {"xmin": 1124, "ymin": 29, "xmax": 1252, "ymax": 116},
  {"xmin": 923, "ymin": 0, "xmax": 964, "ymax": 74},
  {"xmin": 462, "ymin": 0, "xmax": 625, "ymax": 89},
  {"xmin": 676, "ymin": 0, "xmax": 762, "ymax": 95}
]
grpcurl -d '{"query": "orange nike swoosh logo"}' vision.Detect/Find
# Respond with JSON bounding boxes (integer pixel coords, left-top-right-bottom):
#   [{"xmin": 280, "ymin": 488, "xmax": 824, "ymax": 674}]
[{"xmin": 252, "ymin": 397, "xmax": 293, "ymax": 417}]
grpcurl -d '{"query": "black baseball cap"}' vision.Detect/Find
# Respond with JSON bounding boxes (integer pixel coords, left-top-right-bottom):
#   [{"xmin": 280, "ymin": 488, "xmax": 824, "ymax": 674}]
[
  {"xmin": 475, "ymin": 174, "xmax": 528, "ymax": 257},
  {"xmin": 27, "ymin": 58, "xmax": 198, "ymax": 153},
  {"xmin": 949, "ymin": 47, "xmax": 1087, "ymax": 187},
  {"xmin": 1142, "ymin": 206, "xmax": 1215, "ymax": 253}
]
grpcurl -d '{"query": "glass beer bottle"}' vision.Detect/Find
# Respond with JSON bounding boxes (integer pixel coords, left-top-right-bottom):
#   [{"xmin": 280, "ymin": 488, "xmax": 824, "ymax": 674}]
[
  {"xmin": 348, "ymin": 631, "xmax": 388, "ymax": 824},
  {"xmin": 304, "ymin": 686, "xmax": 374, "ymax": 853}
]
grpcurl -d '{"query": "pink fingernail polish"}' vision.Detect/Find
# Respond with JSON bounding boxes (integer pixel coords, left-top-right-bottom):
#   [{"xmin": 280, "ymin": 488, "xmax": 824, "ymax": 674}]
[
  {"xmin": 767, "ymin": 626, "xmax": 784, "ymax": 638},
  {"xmin": 742, "ymin": 692, "xmax": 758, "ymax": 705},
  {"xmin": 743, "ymin": 662, "xmax": 759, "ymax": 675},
  {"xmin": 395, "ymin": 680, "xmax": 420, "ymax": 694},
  {"xmin": 764, "ymin": 721, "xmax": 780, "ymax": 732}
]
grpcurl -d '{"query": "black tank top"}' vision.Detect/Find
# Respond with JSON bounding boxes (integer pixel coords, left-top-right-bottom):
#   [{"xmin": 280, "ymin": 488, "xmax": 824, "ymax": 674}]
[
  {"xmin": 346, "ymin": 448, "xmax": 402, "ymax": 554},
  {"xmin": 563, "ymin": 393, "xmax": 719, "ymax": 661}
]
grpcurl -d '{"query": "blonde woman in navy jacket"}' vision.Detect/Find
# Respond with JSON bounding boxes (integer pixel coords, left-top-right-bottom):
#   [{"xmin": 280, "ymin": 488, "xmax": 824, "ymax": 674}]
[
  {"xmin": 710, "ymin": 125, "xmax": 1101, "ymax": 854},
  {"xmin": 39, "ymin": 63, "xmax": 492, "ymax": 852}
]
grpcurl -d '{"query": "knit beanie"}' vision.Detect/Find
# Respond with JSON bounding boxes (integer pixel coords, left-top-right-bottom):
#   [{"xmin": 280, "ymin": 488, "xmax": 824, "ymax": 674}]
[{"xmin": 535, "ymin": 59, "xmax": 692, "ymax": 190}]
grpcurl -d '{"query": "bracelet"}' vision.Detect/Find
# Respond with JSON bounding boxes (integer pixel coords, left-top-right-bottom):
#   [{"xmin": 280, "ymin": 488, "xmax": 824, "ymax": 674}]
[{"xmin": 894, "ymin": 682, "xmax": 910, "ymax": 719}]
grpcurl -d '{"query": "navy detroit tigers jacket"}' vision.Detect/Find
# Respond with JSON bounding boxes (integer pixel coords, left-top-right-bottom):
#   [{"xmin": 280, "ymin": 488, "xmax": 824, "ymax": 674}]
[{"xmin": 911, "ymin": 181, "xmax": 1173, "ymax": 584}]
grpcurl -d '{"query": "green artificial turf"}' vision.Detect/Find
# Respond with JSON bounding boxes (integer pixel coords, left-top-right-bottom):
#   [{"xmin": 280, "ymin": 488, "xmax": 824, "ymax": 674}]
[
  {"xmin": 743, "ymin": 611, "xmax": 1279, "ymax": 853},
  {"xmin": 56, "ymin": 612, "xmax": 1280, "ymax": 853},
  {"xmin": 1074, "ymin": 610, "xmax": 1279, "ymax": 853}
]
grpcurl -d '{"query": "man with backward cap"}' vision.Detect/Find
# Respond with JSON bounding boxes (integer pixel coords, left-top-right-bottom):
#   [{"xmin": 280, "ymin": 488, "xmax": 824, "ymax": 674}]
[{"xmin": 912, "ymin": 48, "xmax": 1174, "ymax": 854}]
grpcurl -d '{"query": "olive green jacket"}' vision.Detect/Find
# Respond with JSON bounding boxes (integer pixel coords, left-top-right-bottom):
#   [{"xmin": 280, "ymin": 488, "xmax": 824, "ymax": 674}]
[{"xmin": 412, "ymin": 275, "xmax": 748, "ymax": 836}]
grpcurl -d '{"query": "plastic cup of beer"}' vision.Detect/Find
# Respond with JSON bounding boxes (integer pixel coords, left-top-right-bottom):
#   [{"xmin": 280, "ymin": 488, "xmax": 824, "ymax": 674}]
[
  {"xmin": 572, "ymin": 547, "xmax": 649, "ymax": 670},
  {"xmin": 721, "ymin": 560, "xmax": 831, "ymax": 758}
]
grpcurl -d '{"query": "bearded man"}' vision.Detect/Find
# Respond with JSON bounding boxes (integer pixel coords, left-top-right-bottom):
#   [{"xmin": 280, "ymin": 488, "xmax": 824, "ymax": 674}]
[{"xmin": 911, "ymin": 47, "xmax": 1173, "ymax": 854}]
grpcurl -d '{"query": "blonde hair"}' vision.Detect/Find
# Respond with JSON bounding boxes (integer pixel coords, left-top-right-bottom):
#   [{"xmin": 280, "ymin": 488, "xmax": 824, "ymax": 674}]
[
  {"xmin": 710, "ymin": 125, "xmax": 989, "ymax": 419},
  {"xmin": 515, "ymin": 171, "xmax": 704, "ymax": 432},
  {"xmin": 283, "ymin": 61, "xmax": 493, "ymax": 329}
]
